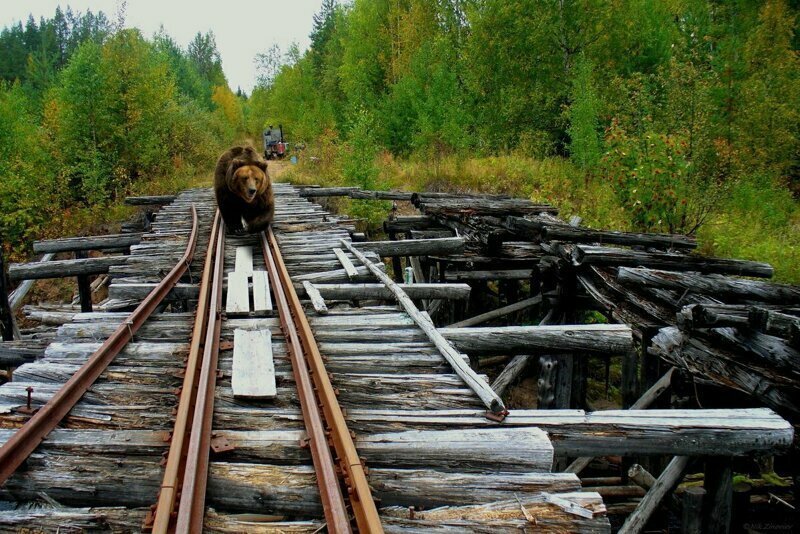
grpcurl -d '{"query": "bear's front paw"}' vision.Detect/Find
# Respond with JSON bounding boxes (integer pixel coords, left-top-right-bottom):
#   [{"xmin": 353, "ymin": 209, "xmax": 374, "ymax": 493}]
[{"xmin": 231, "ymin": 227, "xmax": 246, "ymax": 236}]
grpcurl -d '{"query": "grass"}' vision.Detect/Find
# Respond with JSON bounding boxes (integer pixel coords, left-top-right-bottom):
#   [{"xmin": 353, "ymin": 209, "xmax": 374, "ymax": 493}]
[{"xmin": 286, "ymin": 150, "xmax": 800, "ymax": 284}]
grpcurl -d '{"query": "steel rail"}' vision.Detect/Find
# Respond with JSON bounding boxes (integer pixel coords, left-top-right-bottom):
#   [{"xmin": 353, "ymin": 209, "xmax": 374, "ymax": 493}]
[
  {"xmin": 260, "ymin": 229, "xmax": 354, "ymax": 533},
  {"xmin": 0, "ymin": 205, "xmax": 199, "ymax": 485},
  {"xmin": 262, "ymin": 227, "xmax": 384, "ymax": 533},
  {"xmin": 149, "ymin": 210, "xmax": 221, "ymax": 533},
  {"xmin": 174, "ymin": 216, "xmax": 226, "ymax": 532}
]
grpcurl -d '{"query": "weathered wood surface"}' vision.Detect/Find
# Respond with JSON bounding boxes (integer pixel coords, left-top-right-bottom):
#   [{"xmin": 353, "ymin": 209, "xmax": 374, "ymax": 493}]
[
  {"xmin": 573, "ymin": 245, "xmax": 773, "ymax": 278},
  {"xmin": 33, "ymin": 233, "xmax": 142, "ymax": 254},
  {"xmin": 333, "ymin": 247, "xmax": 359, "ymax": 279},
  {"xmin": 414, "ymin": 195, "xmax": 557, "ymax": 217},
  {"xmin": 618, "ymin": 267, "xmax": 800, "ymax": 304},
  {"xmin": 252, "ymin": 270, "xmax": 272, "ymax": 311},
  {"xmin": 651, "ymin": 327, "xmax": 800, "ymax": 416},
  {"xmin": 232, "ymin": 329, "xmax": 276, "ymax": 398},
  {"xmin": 225, "ymin": 271, "xmax": 250, "ymax": 313},
  {"xmin": 302, "ymin": 281, "xmax": 328, "ymax": 314},
  {"xmin": 357, "ymin": 237, "xmax": 464, "ymax": 257},
  {"xmin": 8, "ymin": 256, "xmax": 128, "ymax": 281},
  {"xmin": 749, "ymin": 307, "xmax": 800, "ymax": 339},
  {"xmin": 308, "ymin": 283, "xmax": 471, "ymax": 301},
  {"xmin": 439, "ymin": 324, "xmax": 633, "ymax": 355},
  {"xmin": 380, "ymin": 494, "xmax": 610, "ymax": 533},
  {"xmin": 448, "ymin": 295, "xmax": 542, "ymax": 328},
  {"xmin": 384, "ymin": 215, "xmax": 442, "ymax": 234},
  {"xmin": 444, "ymin": 268, "xmax": 535, "ymax": 281},
  {"xmin": 8, "ymin": 253, "xmax": 56, "ymax": 311},
  {"xmin": 0, "ymin": 341, "xmax": 46, "ymax": 366},
  {"xmin": 503, "ymin": 215, "xmax": 697, "ymax": 250},
  {"xmin": 342, "ymin": 239, "xmax": 505, "ymax": 413},
  {"xmin": 618, "ymin": 456, "xmax": 690, "ymax": 534}
]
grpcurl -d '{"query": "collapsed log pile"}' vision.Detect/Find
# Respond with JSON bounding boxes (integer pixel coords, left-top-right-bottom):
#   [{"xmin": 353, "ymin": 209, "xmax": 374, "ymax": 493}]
[{"xmin": 397, "ymin": 190, "xmax": 800, "ymax": 423}]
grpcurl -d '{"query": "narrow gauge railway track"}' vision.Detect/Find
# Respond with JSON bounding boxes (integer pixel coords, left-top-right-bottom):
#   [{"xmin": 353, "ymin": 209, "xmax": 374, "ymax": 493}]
[
  {"xmin": 0, "ymin": 186, "xmax": 611, "ymax": 533},
  {"xmin": 150, "ymin": 212, "xmax": 381, "ymax": 532}
]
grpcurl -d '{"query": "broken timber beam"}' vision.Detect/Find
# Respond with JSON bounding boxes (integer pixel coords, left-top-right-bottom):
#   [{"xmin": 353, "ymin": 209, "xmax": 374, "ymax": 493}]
[
  {"xmin": 618, "ymin": 267, "xmax": 800, "ymax": 304},
  {"xmin": 341, "ymin": 239, "xmax": 505, "ymax": 413},
  {"xmin": 618, "ymin": 456, "xmax": 690, "ymax": 534},
  {"xmin": 573, "ymin": 245, "xmax": 773, "ymax": 278}
]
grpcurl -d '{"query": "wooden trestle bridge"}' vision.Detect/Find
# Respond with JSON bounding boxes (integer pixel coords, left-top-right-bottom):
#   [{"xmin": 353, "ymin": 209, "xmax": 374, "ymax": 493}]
[{"xmin": 0, "ymin": 183, "xmax": 796, "ymax": 532}]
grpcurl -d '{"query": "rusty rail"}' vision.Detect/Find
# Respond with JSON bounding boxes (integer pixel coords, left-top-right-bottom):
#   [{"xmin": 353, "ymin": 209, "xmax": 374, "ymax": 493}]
[
  {"xmin": 174, "ymin": 215, "xmax": 226, "ymax": 532},
  {"xmin": 262, "ymin": 227, "xmax": 384, "ymax": 533},
  {"xmin": 147, "ymin": 210, "xmax": 221, "ymax": 532},
  {"xmin": 0, "ymin": 205, "xmax": 199, "ymax": 485}
]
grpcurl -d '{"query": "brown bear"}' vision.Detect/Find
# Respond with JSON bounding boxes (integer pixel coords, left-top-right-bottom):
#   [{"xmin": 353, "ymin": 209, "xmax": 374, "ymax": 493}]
[{"xmin": 214, "ymin": 146, "xmax": 275, "ymax": 234}]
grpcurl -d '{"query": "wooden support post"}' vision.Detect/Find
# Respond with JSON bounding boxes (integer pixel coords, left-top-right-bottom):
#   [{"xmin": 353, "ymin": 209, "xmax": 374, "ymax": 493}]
[
  {"xmin": 681, "ymin": 487, "xmax": 706, "ymax": 534},
  {"xmin": 387, "ymin": 231, "xmax": 404, "ymax": 283},
  {"xmin": 75, "ymin": 250, "xmax": 93, "ymax": 313},
  {"xmin": 703, "ymin": 457, "xmax": 733, "ymax": 534},
  {"xmin": 622, "ymin": 348, "xmax": 640, "ymax": 409},
  {"xmin": 618, "ymin": 456, "xmax": 690, "ymax": 534},
  {"xmin": 0, "ymin": 243, "xmax": 17, "ymax": 341}
]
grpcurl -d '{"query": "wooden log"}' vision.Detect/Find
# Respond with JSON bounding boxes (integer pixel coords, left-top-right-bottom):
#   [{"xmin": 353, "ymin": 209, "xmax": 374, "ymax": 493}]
[
  {"xmin": 703, "ymin": 458, "xmax": 733, "ymax": 534},
  {"xmin": 447, "ymin": 295, "xmax": 542, "ymax": 328},
  {"xmin": 108, "ymin": 283, "xmax": 199, "ymax": 301},
  {"xmin": 651, "ymin": 327, "xmax": 800, "ymax": 416},
  {"xmin": 33, "ymin": 234, "xmax": 142, "ymax": 254},
  {"xmin": 573, "ymin": 246, "xmax": 772, "ymax": 277},
  {"xmin": 8, "ymin": 253, "xmax": 56, "ymax": 311},
  {"xmin": 342, "ymin": 239, "xmax": 505, "ymax": 413},
  {"xmin": 124, "ymin": 195, "xmax": 176, "ymax": 205},
  {"xmin": 439, "ymin": 324, "xmax": 633, "ymax": 355},
  {"xmin": 383, "ymin": 216, "xmax": 441, "ymax": 234},
  {"xmin": 302, "ymin": 282, "xmax": 328, "ymax": 314},
  {"xmin": 332, "ymin": 247, "xmax": 359, "ymax": 279},
  {"xmin": 618, "ymin": 456, "xmax": 690, "ymax": 534},
  {"xmin": 677, "ymin": 304, "xmax": 751, "ymax": 331},
  {"xmin": 309, "ymin": 283, "xmax": 470, "ymax": 301},
  {"xmin": 617, "ymin": 267, "xmax": 800, "ymax": 304},
  {"xmin": 681, "ymin": 487, "xmax": 706, "ymax": 534},
  {"xmin": 358, "ymin": 237, "xmax": 464, "ymax": 258},
  {"xmin": 749, "ymin": 307, "xmax": 800, "ymax": 339},
  {"xmin": 8, "ymin": 256, "xmax": 128, "ymax": 281},
  {"xmin": 540, "ymin": 223, "xmax": 697, "ymax": 249},
  {"xmin": 297, "ymin": 186, "xmax": 361, "ymax": 197},
  {"xmin": 0, "ymin": 341, "xmax": 45, "ymax": 366},
  {"xmin": 379, "ymin": 494, "xmax": 610, "ymax": 532},
  {"xmin": 491, "ymin": 354, "xmax": 533, "ymax": 396},
  {"xmin": 415, "ymin": 197, "xmax": 557, "ymax": 217},
  {"xmin": 445, "ymin": 269, "xmax": 536, "ymax": 281}
]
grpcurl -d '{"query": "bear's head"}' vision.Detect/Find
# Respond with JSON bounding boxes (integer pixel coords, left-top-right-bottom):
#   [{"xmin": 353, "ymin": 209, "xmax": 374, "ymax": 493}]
[{"xmin": 227, "ymin": 152, "xmax": 269, "ymax": 204}]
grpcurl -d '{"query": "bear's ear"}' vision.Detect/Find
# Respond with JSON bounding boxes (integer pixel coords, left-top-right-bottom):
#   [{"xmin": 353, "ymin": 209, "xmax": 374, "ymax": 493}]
[
  {"xmin": 254, "ymin": 159, "xmax": 268, "ymax": 173},
  {"xmin": 226, "ymin": 158, "xmax": 246, "ymax": 184}
]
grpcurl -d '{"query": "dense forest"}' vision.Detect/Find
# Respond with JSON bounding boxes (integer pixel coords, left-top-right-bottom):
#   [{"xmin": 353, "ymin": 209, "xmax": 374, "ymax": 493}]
[
  {"xmin": 252, "ymin": 0, "xmax": 799, "ymax": 280},
  {"xmin": 1, "ymin": 2, "xmax": 799, "ymax": 280},
  {"xmin": 0, "ymin": 7, "xmax": 246, "ymax": 257}
]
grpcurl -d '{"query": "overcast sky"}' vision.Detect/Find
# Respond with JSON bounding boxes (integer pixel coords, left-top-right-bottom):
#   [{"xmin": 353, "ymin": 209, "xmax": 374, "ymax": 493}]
[{"xmin": 0, "ymin": 0, "xmax": 324, "ymax": 93}]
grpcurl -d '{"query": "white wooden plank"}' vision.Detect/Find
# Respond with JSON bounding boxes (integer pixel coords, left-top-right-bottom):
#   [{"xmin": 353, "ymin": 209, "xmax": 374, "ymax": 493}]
[
  {"xmin": 302, "ymin": 281, "xmax": 328, "ymax": 315},
  {"xmin": 226, "ymin": 272, "xmax": 250, "ymax": 313},
  {"xmin": 232, "ymin": 329, "xmax": 276, "ymax": 398},
  {"xmin": 235, "ymin": 246, "xmax": 254, "ymax": 275},
  {"xmin": 252, "ymin": 270, "xmax": 272, "ymax": 311},
  {"xmin": 333, "ymin": 247, "xmax": 359, "ymax": 279}
]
